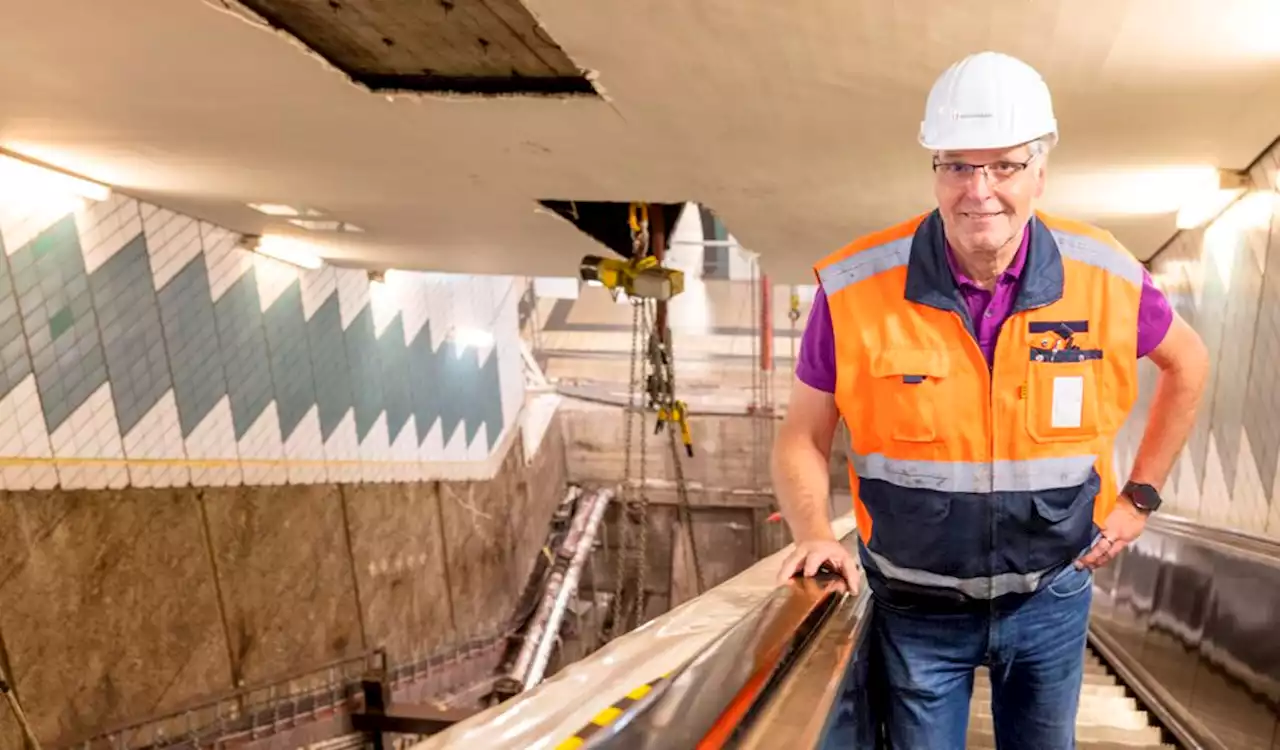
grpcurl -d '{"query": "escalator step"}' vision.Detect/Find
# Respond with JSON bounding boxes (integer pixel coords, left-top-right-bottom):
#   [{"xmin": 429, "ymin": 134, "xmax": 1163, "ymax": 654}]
[
  {"xmin": 973, "ymin": 670, "xmax": 1117, "ymax": 687},
  {"xmin": 966, "ymin": 736, "xmax": 1174, "ymax": 750},
  {"xmin": 970, "ymin": 695, "xmax": 1139, "ymax": 716},
  {"xmin": 967, "ymin": 658, "xmax": 1168, "ymax": 749}
]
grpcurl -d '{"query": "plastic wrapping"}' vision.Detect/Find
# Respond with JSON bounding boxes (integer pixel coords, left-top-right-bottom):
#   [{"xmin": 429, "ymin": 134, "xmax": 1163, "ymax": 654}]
[{"xmin": 412, "ymin": 514, "xmax": 859, "ymax": 750}]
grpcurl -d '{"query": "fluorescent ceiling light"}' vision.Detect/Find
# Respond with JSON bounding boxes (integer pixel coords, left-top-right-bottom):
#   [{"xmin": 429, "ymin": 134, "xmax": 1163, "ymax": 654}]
[
  {"xmin": 245, "ymin": 234, "xmax": 325, "ymax": 270},
  {"xmin": 288, "ymin": 218, "xmax": 364, "ymax": 233},
  {"xmin": 1174, "ymin": 170, "xmax": 1248, "ymax": 230},
  {"xmin": 0, "ymin": 153, "xmax": 111, "ymax": 202},
  {"xmin": 248, "ymin": 203, "xmax": 324, "ymax": 217}
]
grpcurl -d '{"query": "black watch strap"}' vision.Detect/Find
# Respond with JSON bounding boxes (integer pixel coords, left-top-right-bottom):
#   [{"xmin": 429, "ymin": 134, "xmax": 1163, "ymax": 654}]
[{"xmin": 1122, "ymin": 481, "xmax": 1162, "ymax": 514}]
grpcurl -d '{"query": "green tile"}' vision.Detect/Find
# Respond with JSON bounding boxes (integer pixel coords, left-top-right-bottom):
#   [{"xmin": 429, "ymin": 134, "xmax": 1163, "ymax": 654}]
[{"xmin": 49, "ymin": 305, "xmax": 73, "ymax": 340}]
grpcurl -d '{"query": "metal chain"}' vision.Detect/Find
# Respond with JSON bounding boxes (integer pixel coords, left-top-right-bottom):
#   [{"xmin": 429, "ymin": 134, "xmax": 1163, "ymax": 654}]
[
  {"xmin": 662, "ymin": 316, "xmax": 705, "ymax": 595},
  {"xmin": 611, "ymin": 204, "xmax": 650, "ymax": 640},
  {"xmin": 610, "ymin": 299, "xmax": 642, "ymax": 639},
  {"xmin": 631, "ymin": 300, "xmax": 652, "ymax": 630}
]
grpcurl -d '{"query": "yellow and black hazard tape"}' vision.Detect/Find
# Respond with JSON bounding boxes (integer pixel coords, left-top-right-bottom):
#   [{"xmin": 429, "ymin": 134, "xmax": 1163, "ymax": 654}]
[{"xmin": 554, "ymin": 673, "xmax": 670, "ymax": 749}]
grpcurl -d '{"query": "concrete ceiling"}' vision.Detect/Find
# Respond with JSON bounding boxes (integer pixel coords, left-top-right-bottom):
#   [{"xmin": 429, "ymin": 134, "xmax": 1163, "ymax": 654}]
[{"xmin": 4, "ymin": 0, "xmax": 1280, "ymax": 284}]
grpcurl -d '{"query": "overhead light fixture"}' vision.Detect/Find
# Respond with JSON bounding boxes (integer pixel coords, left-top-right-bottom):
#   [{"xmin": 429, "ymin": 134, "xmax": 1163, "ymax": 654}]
[
  {"xmin": 248, "ymin": 203, "xmax": 324, "ymax": 217},
  {"xmin": 288, "ymin": 218, "xmax": 364, "ymax": 233},
  {"xmin": 367, "ymin": 269, "xmax": 386, "ymax": 285},
  {"xmin": 238, "ymin": 234, "xmax": 325, "ymax": 270},
  {"xmin": 1175, "ymin": 168, "xmax": 1249, "ymax": 230},
  {"xmin": 0, "ymin": 151, "xmax": 112, "ymax": 202}
]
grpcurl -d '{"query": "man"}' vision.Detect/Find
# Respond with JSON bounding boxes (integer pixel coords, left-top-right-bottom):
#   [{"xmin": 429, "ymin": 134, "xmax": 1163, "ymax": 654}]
[{"xmin": 772, "ymin": 51, "xmax": 1210, "ymax": 749}]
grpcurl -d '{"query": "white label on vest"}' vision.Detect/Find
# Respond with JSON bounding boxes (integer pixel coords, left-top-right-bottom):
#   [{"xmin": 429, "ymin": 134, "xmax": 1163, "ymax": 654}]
[{"xmin": 1051, "ymin": 376, "xmax": 1084, "ymax": 428}]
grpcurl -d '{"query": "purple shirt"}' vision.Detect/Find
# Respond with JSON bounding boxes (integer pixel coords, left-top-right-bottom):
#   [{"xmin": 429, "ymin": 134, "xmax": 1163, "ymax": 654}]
[{"xmin": 796, "ymin": 229, "xmax": 1174, "ymax": 393}]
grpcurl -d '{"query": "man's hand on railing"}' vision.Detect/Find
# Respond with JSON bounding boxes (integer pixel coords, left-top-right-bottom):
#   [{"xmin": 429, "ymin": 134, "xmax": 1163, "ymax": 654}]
[{"xmin": 776, "ymin": 539, "xmax": 860, "ymax": 593}]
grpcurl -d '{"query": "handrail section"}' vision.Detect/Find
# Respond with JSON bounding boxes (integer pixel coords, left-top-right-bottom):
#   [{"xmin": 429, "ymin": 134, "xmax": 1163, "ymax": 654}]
[
  {"xmin": 735, "ymin": 588, "xmax": 875, "ymax": 750},
  {"xmin": 582, "ymin": 572, "xmax": 854, "ymax": 750}
]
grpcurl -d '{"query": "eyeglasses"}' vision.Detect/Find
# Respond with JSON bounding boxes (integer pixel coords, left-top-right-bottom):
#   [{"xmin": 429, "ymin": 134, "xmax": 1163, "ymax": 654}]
[{"xmin": 932, "ymin": 155, "xmax": 1037, "ymax": 182}]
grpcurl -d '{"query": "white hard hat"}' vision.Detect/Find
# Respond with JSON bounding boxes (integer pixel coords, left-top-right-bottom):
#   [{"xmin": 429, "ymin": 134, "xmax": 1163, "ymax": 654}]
[{"xmin": 919, "ymin": 51, "xmax": 1058, "ymax": 152}]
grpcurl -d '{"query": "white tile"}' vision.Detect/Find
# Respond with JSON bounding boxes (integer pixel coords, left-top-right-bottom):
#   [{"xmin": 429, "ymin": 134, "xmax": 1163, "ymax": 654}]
[
  {"xmin": 426, "ymin": 276, "xmax": 452, "ymax": 351},
  {"xmin": 0, "ymin": 194, "xmax": 86, "ymax": 257},
  {"xmin": 1172, "ymin": 450, "xmax": 1199, "ymax": 517},
  {"xmin": 323, "ymin": 409, "xmax": 361, "ymax": 483},
  {"xmin": 186, "ymin": 395, "xmax": 242, "ymax": 487},
  {"xmin": 141, "ymin": 203, "xmax": 202, "ymax": 290},
  {"xmin": 397, "ymin": 272, "xmax": 431, "ymax": 346},
  {"xmin": 1235, "ymin": 427, "xmax": 1266, "ymax": 516},
  {"xmin": 122, "ymin": 390, "xmax": 190, "ymax": 488},
  {"xmin": 443, "ymin": 419, "xmax": 469, "ymax": 461},
  {"xmin": 239, "ymin": 401, "xmax": 287, "ymax": 486},
  {"xmin": 0, "ymin": 374, "xmax": 57, "ymax": 490},
  {"xmin": 359, "ymin": 413, "xmax": 394, "ymax": 482},
  {"xmin": 421, "ymin": 418, "xmax": 446, "ymax": 463},
  {"xmin": 369, "ymin": 279, "xmax": 401, "ymax": 339},
  {"xmin": 1202, "ymin": 435, "xmax": 1230, "ymax": 526},
  {"xmin": 466, "ymin": 422, "xmax": 489, "ymax": 461},
  {"xmin": 389, "ymin": 414, "xmax": 420, "ymax": 482},
  {"xmin": 299, "ymin": 265, "xmax": 338, "ymax": 321},
  {"xmin": 202, "ymin": 222, "xmax": 253, "ymax": 303},
  {"xmin": 496, "ymin": 296, "xmax": 524, "ymax": 442},
  {"xmin": 76, "ymin": 194, "xmax": 143, "ymax": 274},
  {"xmin": 521, "ymin": 394, "xmax": 560, "ymax": 467},
  {"xmin": 283, "ymin": 405, "xmax": 327, "ymax": 484},
  {"xmin": 49, "ymin": 382, "xmax": 127, "ymax": 490},
  {"xmin": 254, "ymin": 254, "xmax": 299, "ymax": 312},
  {"xmin": 336, "ymin": 268, "xmax": 370, "ymax": 330}
]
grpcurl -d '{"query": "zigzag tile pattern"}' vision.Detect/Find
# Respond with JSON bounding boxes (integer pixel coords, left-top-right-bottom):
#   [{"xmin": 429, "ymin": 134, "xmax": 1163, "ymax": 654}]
[
  {"xmin": 1117, "ymin": 142, "xmax": 1280, "ymax": 540},
  {"xmin": 0, "ymin": 191, "xmax": 517, "ymax": 490}
]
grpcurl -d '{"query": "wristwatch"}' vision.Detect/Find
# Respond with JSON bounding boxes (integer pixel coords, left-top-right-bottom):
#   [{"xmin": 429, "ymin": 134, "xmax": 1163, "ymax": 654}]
[{"xmin": 1121, "ymin": 481, "xmax": 1162, "ymax": 514}]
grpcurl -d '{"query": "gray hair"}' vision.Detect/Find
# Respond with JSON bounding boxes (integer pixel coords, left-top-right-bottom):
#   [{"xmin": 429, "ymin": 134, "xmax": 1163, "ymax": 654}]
[
  {"xmin": 932, "ymin": 133, "xmax": 1056, "ymax": 161},
  {"xmin": 1027, "ymin": 134, "xmax": 1055, "ymax": 158}
]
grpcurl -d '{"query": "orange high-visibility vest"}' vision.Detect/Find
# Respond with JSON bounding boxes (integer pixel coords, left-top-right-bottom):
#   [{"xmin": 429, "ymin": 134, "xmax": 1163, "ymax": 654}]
[{"xmin": 815, "ymin": 209, "xmax": 1142, "ymax": 605}]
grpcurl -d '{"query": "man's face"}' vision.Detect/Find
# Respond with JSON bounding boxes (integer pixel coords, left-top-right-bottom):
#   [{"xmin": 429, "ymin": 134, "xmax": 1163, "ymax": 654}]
[{"xmin": 932, "ymin": 143, "xmax": 1046, "ymax": 256}]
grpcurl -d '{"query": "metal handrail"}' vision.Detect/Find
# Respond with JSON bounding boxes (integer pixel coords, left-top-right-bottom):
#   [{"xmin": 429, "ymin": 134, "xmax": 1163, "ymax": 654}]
[
  {"xmin": 583, "ymin": 572, "xmax": 852, "ymax": 749},
  {"xmin": 735, "ymin": 588, "xmax": 874, "ymax": 750},
  {"xmin": 63, "ymin": 650, "xmax": 385, "ymax": 748},
  {"xmin": 1147, "ymin": 513, "xmax": 1280, "ymax": 561}
]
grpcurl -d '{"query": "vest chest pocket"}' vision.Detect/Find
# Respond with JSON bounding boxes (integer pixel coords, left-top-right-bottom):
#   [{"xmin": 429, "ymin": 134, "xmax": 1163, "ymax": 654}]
[
  {"xmin": 1025, "ymin": 348, "xmax": 1101, "ymax": 443},
  {"xmin": 869, "ymin": 349, "xmax": 950, "ymax": 443}
]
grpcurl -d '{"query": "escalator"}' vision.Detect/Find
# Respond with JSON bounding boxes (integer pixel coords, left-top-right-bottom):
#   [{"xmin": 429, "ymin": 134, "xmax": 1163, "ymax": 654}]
[
  {"xmin": 565, "ymin": 513, "xmax": 1277, "ymax": 750},
  {"xmin": 969, "ymin": 651, "xmax": 1169, "ymax": 749},
  {"xmin": 572, "ymin": 576, "xmax": 1178, "ymax": 749}
]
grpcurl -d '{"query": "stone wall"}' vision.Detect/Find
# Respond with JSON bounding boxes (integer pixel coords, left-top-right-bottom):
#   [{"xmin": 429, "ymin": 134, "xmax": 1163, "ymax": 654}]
[{"xmin": 0, "ymin": 417, "xmax": 569, "ymax": 749}]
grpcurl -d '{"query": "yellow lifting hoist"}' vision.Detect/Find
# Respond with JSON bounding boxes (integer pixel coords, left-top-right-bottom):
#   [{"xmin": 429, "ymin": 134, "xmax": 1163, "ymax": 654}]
[
  {"xmin": 578, "ymin": 254, "xmax": 685, "ymax": 302},
  {"xmin": 578, "ymin": 204, "xmax": 685, "ymax": 302}
]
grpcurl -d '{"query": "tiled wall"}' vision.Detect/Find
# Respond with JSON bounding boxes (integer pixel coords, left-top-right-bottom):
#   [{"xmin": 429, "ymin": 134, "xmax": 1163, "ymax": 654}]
[
  {"xmin": 0, "ymin": 190, "xmax": 526, "ymax": 491},
  {"xmin": 1115, "ymin": 142, "xmax": 1280, "ymax": 539}
]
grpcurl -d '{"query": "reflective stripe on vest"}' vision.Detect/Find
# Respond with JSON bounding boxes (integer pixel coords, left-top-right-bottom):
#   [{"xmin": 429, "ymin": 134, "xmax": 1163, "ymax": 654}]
[
  {"xmin": 850, "ymin": 451, "xmax": 1097, "ymax": 494},
  {"xmin": 815, "ymin": 209, "xmax": 1142, "ymax": 603},
  {"xmin": 863, "ymin": 547, "xmax": 1054, "ymax": 599}
]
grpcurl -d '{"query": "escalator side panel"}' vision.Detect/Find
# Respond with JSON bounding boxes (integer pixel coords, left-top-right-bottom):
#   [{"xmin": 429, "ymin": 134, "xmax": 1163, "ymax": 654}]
[{"xmin": 1090, "ymin": 516, "xmax": 1280, "ymax": 750}]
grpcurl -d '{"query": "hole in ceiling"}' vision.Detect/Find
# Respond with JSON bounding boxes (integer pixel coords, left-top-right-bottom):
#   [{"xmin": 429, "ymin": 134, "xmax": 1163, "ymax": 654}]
[
  {"xmin": 538, "ymin": 201, "xmax": 692, "ymax": 260},
  {"xmin": 236, "ymin": 0, "xmax": 597, "ymax": 96}
]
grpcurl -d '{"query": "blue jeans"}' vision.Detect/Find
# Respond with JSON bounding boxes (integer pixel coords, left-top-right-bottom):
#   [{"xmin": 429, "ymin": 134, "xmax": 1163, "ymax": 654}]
[{"xmin": 871, "ymin": 563, "xmax": 1093, "ymax": 749}]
